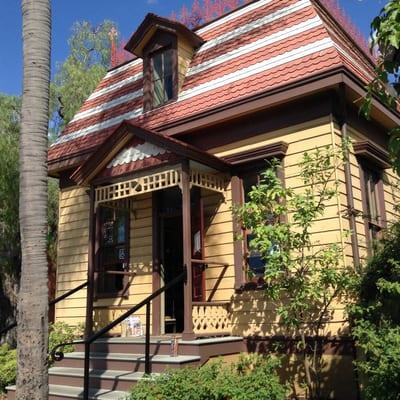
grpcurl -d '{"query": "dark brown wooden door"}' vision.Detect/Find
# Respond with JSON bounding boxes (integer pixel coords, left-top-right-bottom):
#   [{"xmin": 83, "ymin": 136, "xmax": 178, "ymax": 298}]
[{"xmin": 191, "ymin": 191, "xmax": 205, "ymax": 302}]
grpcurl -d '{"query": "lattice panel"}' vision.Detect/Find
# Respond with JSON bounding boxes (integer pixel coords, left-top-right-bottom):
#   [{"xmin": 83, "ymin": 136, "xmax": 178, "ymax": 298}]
[
  {"xmin": 95, "ymin": 169, "xmax": 181, "ymax": 205},
  {"xmin": 192, "ymin": 303, "xmax": 232, "ymax": 335},
  {"xmin": 190, "ymin": 170, "xmax": 227, "ymax": 193},
  {"xmin": 95, "ymin": 168, "xmax": 228, "ymax": 205}
]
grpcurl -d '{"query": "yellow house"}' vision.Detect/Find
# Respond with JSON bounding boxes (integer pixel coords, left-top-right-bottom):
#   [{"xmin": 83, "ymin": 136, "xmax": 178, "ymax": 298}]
[{"xmin": 22, "ymin": 0, "xmax": 399, "ymax": 399}]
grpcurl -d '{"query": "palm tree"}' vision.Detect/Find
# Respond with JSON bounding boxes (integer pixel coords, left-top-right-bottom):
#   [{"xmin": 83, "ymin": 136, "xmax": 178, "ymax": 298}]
[{"xmin": 16, "ymin": 0, "xmax": 51, "ymax": 398}]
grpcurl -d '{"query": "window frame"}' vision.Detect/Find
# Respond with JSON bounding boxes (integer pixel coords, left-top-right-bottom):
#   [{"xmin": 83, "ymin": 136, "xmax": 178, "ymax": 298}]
[
  {"xmin": 143, "ymin": 31, "xmax": 178, "ymax": 111},
  {"xmin": 238, "ymin": 160, "xmax": 285, "ymax": 287},
  {"xmin": 150, "ymin": 46, "xmax": 175, "ymax": 108},
  {"xmin": 359, "ymin": 160, "xmax": 386, "ymax": 254},
  {"xmin": 95, "ymin": 205, "xmax": 131, "ymax": 299}
]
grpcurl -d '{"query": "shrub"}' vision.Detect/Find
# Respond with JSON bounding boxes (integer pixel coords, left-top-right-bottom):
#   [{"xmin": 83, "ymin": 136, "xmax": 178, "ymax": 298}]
[
  {"xmin": 128, "ymin": 354, "xmax": 287, "ymax": 400},
  {"xmin": 0, "ymin": 344, "xmax": 16, "ymax": 393},
  {"xmin": 351, "ymin": 222, "xmax": 400, "ymax": 400},
  {"xmin": 0, "ymin": 321, "xmax": 83, "ymax": 393},
  {"xmin": 48, "ymin": 321, "xmax": 84, "ymax": 355}
]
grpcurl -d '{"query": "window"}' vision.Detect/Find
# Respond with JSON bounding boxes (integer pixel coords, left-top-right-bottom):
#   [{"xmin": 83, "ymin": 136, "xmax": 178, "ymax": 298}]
[
  {"xmin": 242, "ymin": 171, "xmax": 266, "ymax": 280},
  {"xmin": 151, "ymin": 48, "xmax": 174, "ymax": 107},
  {"xmin": 97, "ymin": 207, "xmax": 130, "ymax": 297},
  {"xmin": 362, "ymin": 165, "xmax": 384, "ymax": 249},
  {"xmin": 241, "ymin": 164, "xmax": 283, "ymax": 284}
]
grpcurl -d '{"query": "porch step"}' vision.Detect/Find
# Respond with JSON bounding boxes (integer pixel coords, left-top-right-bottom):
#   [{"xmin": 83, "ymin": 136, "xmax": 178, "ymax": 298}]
[
  {"xmin": 7, "ymin": 336, "xmax": 244, "ymax": 400},
  {"xmin": 61, "ymin": 352, "xmax": 201, "ymax": 372},
  {"xmin": 74, "ymin": 335, "xmax": 244, "ymax": 360},
  {"xmin": 49, "ymin": 367, "xmax": 159, "ymax": 391},
  {"xmin": 6, "ymin": 384, "xmax": 127, "ymax": 400}
]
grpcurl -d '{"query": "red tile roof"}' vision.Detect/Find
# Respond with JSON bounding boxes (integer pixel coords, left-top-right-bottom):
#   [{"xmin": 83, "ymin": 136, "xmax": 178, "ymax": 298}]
[{"xmin": 49, "ymin": 0, "xmax": 375, "ymax": 170}]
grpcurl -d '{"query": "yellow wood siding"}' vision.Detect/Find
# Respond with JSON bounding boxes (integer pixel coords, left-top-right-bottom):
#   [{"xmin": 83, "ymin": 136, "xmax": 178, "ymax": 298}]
[
  {"xmin": 177, "ymin": 38, "xmax": 194, "ymax": 92},
  {"xmin": 202, "ymin": 184, "xmax": 235, "ymax": 302},
  {"xmin": 212, "ymin": 117, "xmax": 348, "ymax": 336},
  {"xmin": 55, "ymin": 116, "xmax": 399, "ymax": 339},
  {"xmin": 346, "ymin": 125, "xmax": 400, "ymax": 262},
  {"xmin": 55, "ymin": 186, "xmax": 90, "ymax": 326}
]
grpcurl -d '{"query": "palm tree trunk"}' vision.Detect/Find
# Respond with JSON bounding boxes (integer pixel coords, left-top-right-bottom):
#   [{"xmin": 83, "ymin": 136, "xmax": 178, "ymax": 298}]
[{"xmin": 16, "ymin": 1, "xmax": 51, "ymax": 399}]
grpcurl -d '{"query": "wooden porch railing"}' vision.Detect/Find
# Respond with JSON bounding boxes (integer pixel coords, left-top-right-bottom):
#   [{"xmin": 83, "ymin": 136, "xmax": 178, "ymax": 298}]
[{"xmin": 192, "ymin": 301, "xmax": 231, "ymax": 335}]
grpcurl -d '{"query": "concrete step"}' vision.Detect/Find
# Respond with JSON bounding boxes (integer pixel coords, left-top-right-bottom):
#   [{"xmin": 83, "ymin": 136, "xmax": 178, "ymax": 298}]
[
  {"xmin": 6, "ymin": 336, "xmax": 244, "ymax": 399},
  {"xmin": 6, "ymin": 384, "xmax": 127, "ymax": 400},
  {"xmin": 61, "ymin": 352, "xmax": 201, "ymax": 373},
  {"xmin": 73, "ymin": 336, "xmax": 244, "ymax": 360},
  {"xmin": 49, "ymin": 367, "xmax": 158, "ymax": 391}
]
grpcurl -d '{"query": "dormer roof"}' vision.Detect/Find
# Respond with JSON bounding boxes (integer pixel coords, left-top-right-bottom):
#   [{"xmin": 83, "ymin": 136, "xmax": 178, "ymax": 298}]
[{"xmin": 125, "ymin": 13, "xmax": 204, "ymax": 58}]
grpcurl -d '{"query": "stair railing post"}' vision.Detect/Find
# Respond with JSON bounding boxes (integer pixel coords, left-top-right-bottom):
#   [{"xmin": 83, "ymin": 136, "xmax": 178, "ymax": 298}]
[
  {"xmin": 145, "ymin": 301, "xmax": 151, "ymax": 374},
  {"xmin": 83, "ymin": 341, "xmax": 90, "ymax": 400}
]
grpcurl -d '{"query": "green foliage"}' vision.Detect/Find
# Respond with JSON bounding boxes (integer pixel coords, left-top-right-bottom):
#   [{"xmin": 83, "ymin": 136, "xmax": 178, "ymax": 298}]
[
  {"xmin": 353, "ymin": 321, "xmax": 400, "ymax": 400},
  {"xmin": 362, "ymin": 0, "xmax": 400, "ymax": 173},
  {"xmin": 0, "ymin": 344, "xmax": 17, "ymax": 393},
  {"xmin": 50, "ymin": 58, "xmax": 107, "ymax": 132},
  {"xmin": 50, "ymin": 20, "xmax": 117, "ymax": 133},
  {"xmin": 128, "ymin": 354, "xmax": 287, "ymax": 400},
  {"xmin": 0, "ymin": 322, "xmax": 83, "ymax": 393},
  {"xmin": 234, "ymin": 145, "xmax": 358, "ymax": 398},
  {"xmin": 48, "ymin": 321, "xmax": 84, "ymax": 356},
  {"xmin": 351, "ymin": 222, "xmax": 400, "ymax": 400},
  {"xmin": 68, "ymin": 20, "xmax": 115, "ymax": 69},
  {"xmin": 0, "ymin": 94, "xmax": 21, "ymax": 276},
  {"xmin": 0, "ymin": 93, "xmax": 59, "ymax": 275}
]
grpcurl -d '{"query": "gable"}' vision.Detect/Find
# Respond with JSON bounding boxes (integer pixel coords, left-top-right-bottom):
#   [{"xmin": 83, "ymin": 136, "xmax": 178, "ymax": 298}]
[
  {"xmin": 70, "ymin": 121, "xmax": 230, "ymax": 185},
  {"xmin": 107, "ymin": 141, "xmax": 168, "ymax": 168},
  {"xmin": 100, "ymin": 139, "xmax": 177, "ymax": 180}
]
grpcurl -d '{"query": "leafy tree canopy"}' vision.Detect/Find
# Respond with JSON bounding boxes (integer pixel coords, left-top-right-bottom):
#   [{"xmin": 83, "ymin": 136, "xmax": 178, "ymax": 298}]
[
  {"xmin": 362, "ymin": 0, "xmax": 400, "ymax": 173},
  {"xmin": 50, "ymin": 20, "xmax": 117, "ymax": 134},
  {"xmin": 68, "ymin": 20, "xmax": 115, "ymax": 69},
  {"xmin": 0, "ymin": 94, "xmax": 21, "ymax": 276}
]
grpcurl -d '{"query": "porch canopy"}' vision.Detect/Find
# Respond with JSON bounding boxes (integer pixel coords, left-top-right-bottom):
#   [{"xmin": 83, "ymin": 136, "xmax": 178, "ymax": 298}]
[
  {"xmin": 70, "ymin": 121, "xmax": 232, "ymax": 339},
  {"xmin": 71, "ymin": 121, "xmax": 231, "ymax": 204}
]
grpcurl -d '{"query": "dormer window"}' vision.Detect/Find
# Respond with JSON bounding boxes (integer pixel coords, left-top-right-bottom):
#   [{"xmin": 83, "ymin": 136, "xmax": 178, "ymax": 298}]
[
  {"xmin": 151, "ymin": 47, "xmax": 175, "ymax": 107},
  {"xmin": 124, "ymin": 13, "xmax": 204, "ymax": 111}
]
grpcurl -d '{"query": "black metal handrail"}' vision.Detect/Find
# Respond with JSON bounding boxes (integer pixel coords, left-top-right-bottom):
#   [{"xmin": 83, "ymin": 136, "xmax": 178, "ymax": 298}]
[
  {"xmin": 0, "ymin": 281, "xmax": 88, "ymax": 337},
  {"xmin": 51, "ymin": 267, "xmax": 187, "ymax": 400}
]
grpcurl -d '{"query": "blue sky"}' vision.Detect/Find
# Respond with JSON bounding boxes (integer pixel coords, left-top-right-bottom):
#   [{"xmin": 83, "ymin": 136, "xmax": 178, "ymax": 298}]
[{"xmin": 0, "ymin": 0, "xmax": 387, "ymax": 96}]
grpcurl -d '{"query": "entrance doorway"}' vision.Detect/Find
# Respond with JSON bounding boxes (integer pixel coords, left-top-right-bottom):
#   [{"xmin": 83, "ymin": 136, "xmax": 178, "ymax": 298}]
[
  {"xmin": 162, "ymin": 216, "xmax": 184, "ymax": 333},
  {"xmin": 159, "ymin": 188, "xmax": 184, "ymax": 333},
  {"xmin": 157, "ymin": 186, "xmax": 206, "ymax": 334}
]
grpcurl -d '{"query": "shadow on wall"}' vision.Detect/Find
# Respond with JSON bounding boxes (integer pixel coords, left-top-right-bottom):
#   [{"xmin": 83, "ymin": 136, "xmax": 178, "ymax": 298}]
[
  {"xmin": 93, "ymin": 261, "xmax": 150, "ymax": 334},
  {"xmin": 229, "ymin": 290, "xmax": 358, "ymax": 400}
]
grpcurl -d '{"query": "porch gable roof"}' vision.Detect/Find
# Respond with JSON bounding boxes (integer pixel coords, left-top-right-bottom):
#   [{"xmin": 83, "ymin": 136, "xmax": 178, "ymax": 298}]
[{"xmin": 70, "ymin": 120, "xmax": 231, "ymax": 185}]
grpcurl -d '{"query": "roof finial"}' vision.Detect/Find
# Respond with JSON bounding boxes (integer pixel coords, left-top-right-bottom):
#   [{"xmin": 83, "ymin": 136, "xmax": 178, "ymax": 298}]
[{"xmin": 109, "ymin": 27, "xmax": 118, "ymax": 68}]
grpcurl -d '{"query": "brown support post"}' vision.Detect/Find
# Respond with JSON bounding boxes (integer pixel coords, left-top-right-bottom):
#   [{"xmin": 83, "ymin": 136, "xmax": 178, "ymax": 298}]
[
  {"xmin": 231, "ymin": 175, "xmax": 245, "ymax": 290},
  {"xmin": 181, "ymin": 161, "xmax": 195, "ymax": 340},
  {"xmin": 85, "ymin": 186, "xmax": 96, "ymax": 339},
  {"xmin": 152, "ymin": 192, "xmax": 161, "ymax": 336}
]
